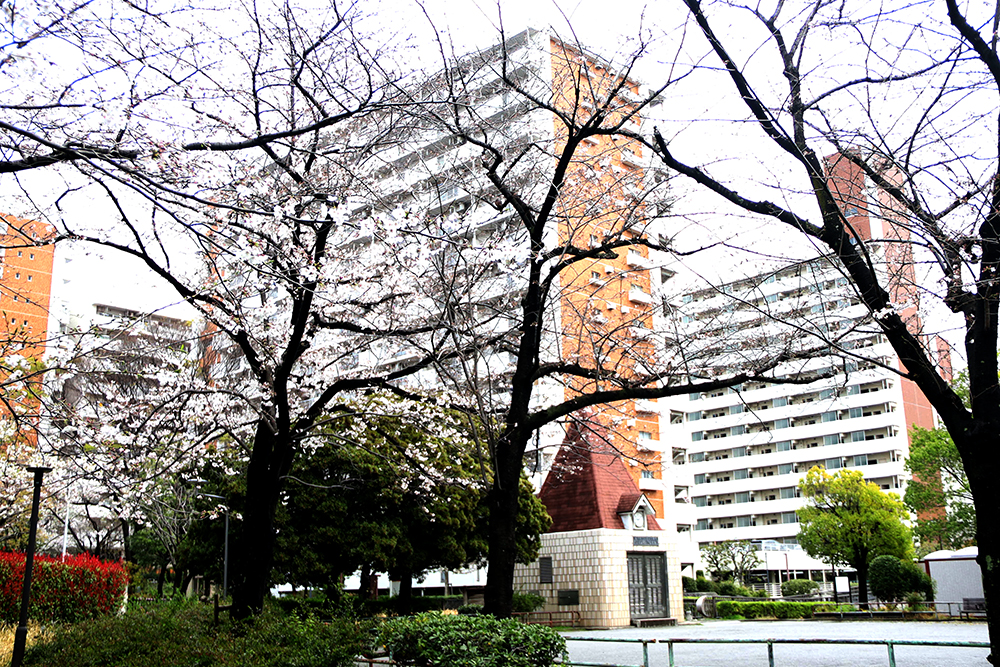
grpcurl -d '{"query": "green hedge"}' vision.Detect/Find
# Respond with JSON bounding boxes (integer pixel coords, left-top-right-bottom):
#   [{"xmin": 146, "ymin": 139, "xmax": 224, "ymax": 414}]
[
  {"xmin": 0, "ymin": 552, "xmax": 127, "ymax": 624},
  {"xmin": 23, "ymin": 599, "xmax": 370, "ymax": 667},
  {"xmin": 716, "ymin": 600, "xmax": 843, "ymax": 619},
  {"xmin": 378, "ymin": 612, "xmax": 565, "ymax": 667}
]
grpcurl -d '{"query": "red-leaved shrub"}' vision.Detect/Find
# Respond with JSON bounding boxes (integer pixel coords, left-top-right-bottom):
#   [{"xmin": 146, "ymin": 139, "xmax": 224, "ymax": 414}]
[{"xmin": 0, "ymin": 552, "xmax": 128, "ymax": 623}]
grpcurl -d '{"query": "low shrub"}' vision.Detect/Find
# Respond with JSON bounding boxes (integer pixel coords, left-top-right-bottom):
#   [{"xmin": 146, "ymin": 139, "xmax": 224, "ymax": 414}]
[
  {"xmin": 0, "ymin": 552, "xmax": 127, "ymax": 624},
  {"xmin": 691, "ymin": 577, "xmax": 717, "ymax": 593},
  {"xmin": 378, "ymin": 612, "xmax": 565, "ymax": 667},
  {"xmin": 716, "ymin": 600, "xmax": 833, "ymax": 619},
  {"xmin": 457, "ymin": 604, "xmax": 484, "ymax": 615},
  {"xmin": 512, "ymin": 592, "xmax": 546, "ymax": 613},
  {"xmin": 357, "ymin": 595, "xmax": 463, "ymax": 617},
  {"xmin": 22, "ymin": 598, "xmax": 370, "ymax": 667},
  {"xmin": 715, "ymin": 580, "xmax": 755, "ymax": 597},
  {"xmin": 781, "ymin": 579, "xmax": 819, "ymax": 597}
]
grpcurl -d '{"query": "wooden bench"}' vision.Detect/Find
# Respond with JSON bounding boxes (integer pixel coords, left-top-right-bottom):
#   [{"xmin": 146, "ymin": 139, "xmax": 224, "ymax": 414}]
[{"xmin": 960, "ymin": 598, "xmax": 987, "ymax": 619}]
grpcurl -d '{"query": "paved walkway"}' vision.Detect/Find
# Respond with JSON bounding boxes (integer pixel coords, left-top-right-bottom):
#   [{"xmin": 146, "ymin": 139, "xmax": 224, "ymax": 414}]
[{"xmin": 562, "ymin": 619, "xmax": 990, "ymax": 667}]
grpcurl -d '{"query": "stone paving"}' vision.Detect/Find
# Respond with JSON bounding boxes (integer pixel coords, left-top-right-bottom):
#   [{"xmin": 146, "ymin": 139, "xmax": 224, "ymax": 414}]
[{"xmin": 561, "ymin": 619, "xmax": 990, "ymax": 667}]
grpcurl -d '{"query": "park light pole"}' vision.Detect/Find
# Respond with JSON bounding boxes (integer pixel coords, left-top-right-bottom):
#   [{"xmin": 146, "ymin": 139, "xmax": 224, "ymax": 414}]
[{"xmin": 11, "ymin": 465, "xmax": 52, "ymax": 667}]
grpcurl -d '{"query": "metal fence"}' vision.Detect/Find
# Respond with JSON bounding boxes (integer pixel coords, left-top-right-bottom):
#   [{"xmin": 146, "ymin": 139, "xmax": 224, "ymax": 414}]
[{"xmin": 561, "ymin": 635, "xmax": 990, "ymax": 667}]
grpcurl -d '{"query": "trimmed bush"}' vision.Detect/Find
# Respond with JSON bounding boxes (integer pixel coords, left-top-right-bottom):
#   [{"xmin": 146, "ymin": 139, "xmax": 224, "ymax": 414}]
[
  {"xmin": 457, "ymin": 604, "xmax": 484, "ymax": 615},
  {"xmin": 0, "ymin": 552, "xmax": 127, "ymax": 624},
  {"xmin": 781, "ymin": 579, "xmax": 820, "ymax": 597},
  {"xmin": 378, "ymin": 612, "xmax": 565, "ymax": 667},
  {"xmin": 512, "ymin": 592, "xmax": 545, "ymax": 613},
  {"xmin": 715, "ymin": 580, "xmax": 754, "ymax": 597},
  {"xmin": 22, "ymin": 599, "xmax": 370, "ymax": 667},
  {"xmin": 716, "ymin": 600, "xmax": 834, "ymax": 619},
  {"xmin": 692, "ymin": 577, "xmax": 717, "ymax": 592},
  {"xmin": 870, "ymin": 556, "xmax": 933, "ymax": 604}
]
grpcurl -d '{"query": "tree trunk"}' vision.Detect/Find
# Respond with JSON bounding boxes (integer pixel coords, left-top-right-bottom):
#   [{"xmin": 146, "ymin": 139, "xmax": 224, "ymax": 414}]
[
  {"xmin": 483, "ymin": 459, "xmax": 523, "ymax": 618},
  {"xmin": 156, "ymin": 564, "xmax": 166, "ymax": 598},
  {"xmin": 397, "ymin": 568, "xmax": 413, "ymax": 616},
  {"xmin": 856, "ymin": 563, "xmax": 869, "ymax": 609},
  {"xmin": 964, "ymin": 432, "xmax": 1000, "ymax": 664},
  {"xmin": 230, "ymin": 422, "xmax": 295, "ymax": 620}
]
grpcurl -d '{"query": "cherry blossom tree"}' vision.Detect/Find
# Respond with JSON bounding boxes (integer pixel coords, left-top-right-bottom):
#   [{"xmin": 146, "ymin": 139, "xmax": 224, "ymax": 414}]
[
  {"xmin": 384, "ymin": 27, "xmax": 859, "ymax": 617},
  {"xmin": 644, "ymin": 0, "xmax": 1000, "ymax": 656}
]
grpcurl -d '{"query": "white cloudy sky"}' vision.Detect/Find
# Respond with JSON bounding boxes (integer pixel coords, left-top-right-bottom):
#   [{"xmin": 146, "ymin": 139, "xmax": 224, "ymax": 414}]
[{"xmin": 6, "ymin": 0, "xmax": 972, "ymax": 353}]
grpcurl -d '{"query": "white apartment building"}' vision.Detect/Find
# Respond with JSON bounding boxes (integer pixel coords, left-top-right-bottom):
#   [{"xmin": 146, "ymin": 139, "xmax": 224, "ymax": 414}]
[{"xmin": 657, "ymin": 154, "xmax": 944, "ymax": 582}]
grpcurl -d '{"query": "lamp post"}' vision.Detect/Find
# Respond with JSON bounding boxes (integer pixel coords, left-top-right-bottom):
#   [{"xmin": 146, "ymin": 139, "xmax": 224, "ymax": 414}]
[{"xmin": 11, "ymin": 465, "xmax": 52, "ymax": 667}]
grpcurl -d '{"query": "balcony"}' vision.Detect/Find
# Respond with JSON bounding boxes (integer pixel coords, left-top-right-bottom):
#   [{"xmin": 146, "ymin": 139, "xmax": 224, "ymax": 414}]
[
  {"xmin": 627, "ymin": 251, "xmax": 650, "ymax": 268},
  {"xmin": 635, "ymin": 399, "xmax": 659, "ymax": 414},
  {"xmin": 628, "ymin": 288, "xmax": 654, "ymax": 305}
]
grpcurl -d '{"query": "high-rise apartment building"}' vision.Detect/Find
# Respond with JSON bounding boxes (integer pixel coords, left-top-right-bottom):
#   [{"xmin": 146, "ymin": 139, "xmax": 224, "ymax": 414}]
[
  {"xmin": 661, "ymin": 154, "xmax": 941, "ymax": 565},
  {"xmin": 356, "ymin": 28, "xmax": 677, "ymax": 526},
  {"xmin": 0, "ymin": 213, "xmax": 55, "ymax": 439}
]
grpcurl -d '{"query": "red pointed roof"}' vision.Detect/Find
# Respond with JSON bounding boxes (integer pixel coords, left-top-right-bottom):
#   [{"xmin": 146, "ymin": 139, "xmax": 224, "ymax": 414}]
[{"xmin": 539, "ymin": 418, "xmax": 661, "ymax": 532}]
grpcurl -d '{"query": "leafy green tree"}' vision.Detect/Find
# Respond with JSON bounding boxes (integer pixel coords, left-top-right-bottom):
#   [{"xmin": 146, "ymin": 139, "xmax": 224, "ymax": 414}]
[
  {"xmin": 272, "ymin": 410, "xmax": 550, "ymax": 603},
  {"xmin": 797, "ymin": 467, "xmax": 913, "ymax": 607},
  {"xmin": 869, "ymin": 555, "xmax": 934, "ymax": 604},
  {"xmin": 905, "ymin": 427, "xmax": 976, "ymax": 552}
]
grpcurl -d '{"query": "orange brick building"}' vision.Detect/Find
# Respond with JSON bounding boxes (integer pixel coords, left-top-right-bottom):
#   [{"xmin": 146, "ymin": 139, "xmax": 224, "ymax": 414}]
[{"xmin": 0, "ymin": 214, "xmax": 56, "ymax": 437}]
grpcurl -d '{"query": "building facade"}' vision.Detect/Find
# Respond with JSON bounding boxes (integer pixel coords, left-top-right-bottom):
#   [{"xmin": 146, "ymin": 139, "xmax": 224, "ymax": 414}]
[
  {"xmin": 0, "ymin": 213, "xmax": 55, "ymax": 442},
  {"xmin": 356, "ymin": 27, "xmax": 679, "ymax": 528},
  {"xmin": 658, "ymin": 154, "xmax": 942, "ymax": 580}
]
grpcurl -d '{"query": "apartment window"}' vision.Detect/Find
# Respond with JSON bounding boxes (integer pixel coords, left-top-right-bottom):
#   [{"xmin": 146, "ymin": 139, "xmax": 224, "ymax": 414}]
[
  {"xmin": 849, "ymin": 407, "xmax": 863, "ymax": 419},
  {"xmin": 591, "ymin": 270, "xmax": 601, "ymax": 281},
  {"xmin": 731, "ymin": 425, "xmax": 746, "ymax": 436},
  {"xmin": 734, "ymin": 469, "xmax": 749, "ymax": 480},
  {"xmin": 820, "ymin": 388, "xmax": 835, "ymax": 399},
  {"xmin": 692, "ymin": 432, "xmax": 704, "ymax": 442},
  {"xmin": 641, "ymin": 469, "xmax": 655, "ymax": 478},
  {"xmin": 776, "ymin": 441, "xmax": 791, "ymax": 452},
  {"xmin": 689, "ymin": 452, "xmax": 705, "ymax": 463},
  {"xmin": 694, "ymin": 474, "xmax": 706, "ymax": 485},
  {"xmin": 639, "ymin": 431, "xmax": 653, "ymax": 440},
  {"xmin": 693, "ymin": 496, "xmax": 707, "ymax": 507},
  {"xmin": 732, "ymin": 446, "xmax": 746, "ymax": 457},
  {"xmin": 851, "ymin": 431, "xmax": 865, "ymax": 443},
  {"xmin": 854, "ymin": 455, "xmax": 874, "ymax": 466},
  {"xmin": 736, "ymin": 492, "xmax": 750, "ymax": 504},
  {"xmin": 782, "ymin": 512, "xmax": 798, "ymax": 524},
  {"xmin": 824, "ymin": 434, "xmax": 840, "ymax": 446},
  {"xmin": 774, "ymin": 418, "xmax": 789, "ymax": 429},
  {"xmin": 773, "ymin": 397, "xmax": 788, "ymax": 407},
  {"xmin": 846, "ymin": 385, "xmax": 861, "ymax": 395},
  {"xmin": 780, "ymin": 487, "xmax": 796, "ymax": 499},
  {"xmin": 689, "ymin": 392, "xmax": 700, "ymax": 401},
  {"xmin": 730, "ymin": 404, "xmax": 744, "ymax": 414},
  {"xmin": 825, "ymin": 458, "xmax": 843, "ymax": 470},
  {"xmin": 778, "ymin": 463, "xmax": 793, "ymax": 475},
  {"xmin": 539, "ymin": 557, "xmax": 553, "ymax": 584},
  {"xmin": 822, "ymin": 411, "xmax": 837, "ymax": 423},
  {"xmin": 688, "ymin": 411, "xmax": 702, "ymax": 421},
  {"xmin": 696, "ymin": 519, "xmax": 709, "ymax": 531}
]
